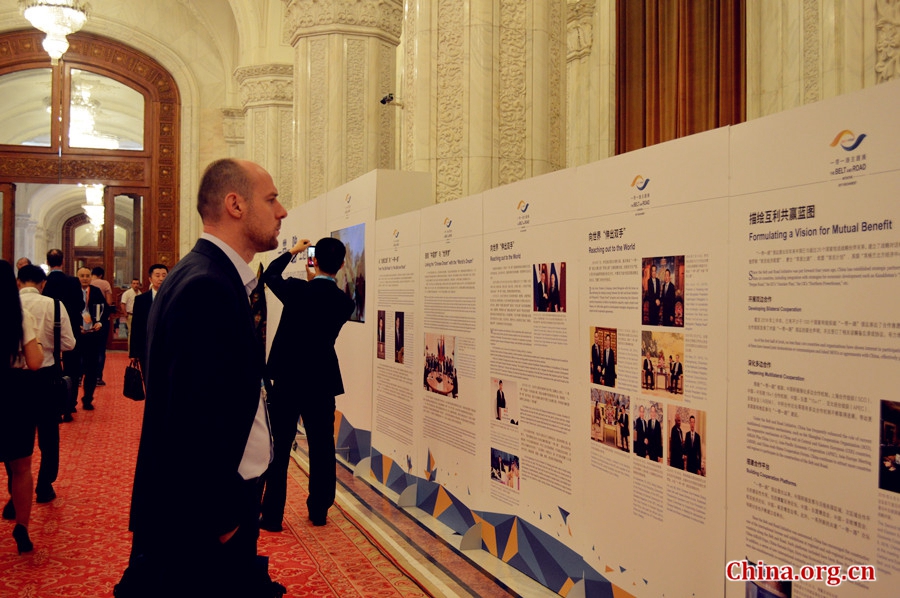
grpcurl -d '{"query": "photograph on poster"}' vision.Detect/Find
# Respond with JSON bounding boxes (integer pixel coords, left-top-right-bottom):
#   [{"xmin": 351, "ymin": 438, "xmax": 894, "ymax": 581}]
[
  {"xmin": 394, "ymin": 312, "xmax": 404, "ymax": 363},
  {"xmin": 331, "ymin": 222, "xmax": 366, "ymax": 323},
  {"xmin": 532, "ymin": 262, "xmax": 566, "ymax": 312},
  {"xmin": 492, "ymin": 377, "xmax": 518, "ymax": 424},
  {"xmin": 376, "ymin": 310, "xmax": 386, "ymax": 360},
  {"xmin": 423, "ymin": 332, "xmax": 457, "ymax": 397},
  {"xmin": 641, "ymin": 256, "xmax": 685, "ymax": 327},
  {"xmin": 633, "ymin": 400, "xmax": 663, "ymax": 462},
  {"xmin": 590, "ymin": 388, "xmax": 630, "ymax": 452},
  {"xmin": 668, "ymin": 405, "xmax": 706, "ymax": 476},
  {"xmin": 490, "ymin": 448, "xmax": 520, "ymax": 490},
  {"xmin": 640, "ymin": 330, "xmax": 684, "ymax": 397},
  {"xmin": 880, "ymin": 400, "xmax": 900, "ymax": 494},
  {"xmin": 589, "ymin": 326, "xmax": 618, "ymax": 388},
  {"xmin": 746, "ymin": 578, "xmax": 792, "ymax": 597}
]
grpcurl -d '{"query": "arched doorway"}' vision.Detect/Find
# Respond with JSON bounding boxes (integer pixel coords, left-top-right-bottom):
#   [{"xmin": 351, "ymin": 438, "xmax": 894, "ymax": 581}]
[{"xmin": 0, "ymin": 29, "xmax": 181, "ymax": 272}]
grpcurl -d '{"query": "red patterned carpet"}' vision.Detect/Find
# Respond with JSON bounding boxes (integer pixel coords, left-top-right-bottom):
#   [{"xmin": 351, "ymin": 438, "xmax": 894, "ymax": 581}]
[{"xmin": 0, "ymin": 352, "xmax": 429, "ymax": 597}]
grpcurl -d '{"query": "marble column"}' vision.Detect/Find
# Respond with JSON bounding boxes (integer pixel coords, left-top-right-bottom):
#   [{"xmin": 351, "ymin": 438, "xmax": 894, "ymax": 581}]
[
  {"xmin": 234, "ymin": 64, "xmax": 295, "ymax": 207},
  {"xmin": 746, "ymin": 0, "xmax": 876, "ymax": 119},
  {"xmin": 14, "ymin": 215, "xmax": 37, "ymax": 265},
  {"xmin": 566, "ymin": 0, "xmax": 615, "ymax": 167},
  {"xmin": 403, "ymin": 0, "xmax": 568, "ymax": 203},
  {"xmin": 284, "ymin": 0, "xmax": 403, "ymax": 203},
  {"xmin": 221, "ymin": 108, "xmax": 246, "ymax": 159}
]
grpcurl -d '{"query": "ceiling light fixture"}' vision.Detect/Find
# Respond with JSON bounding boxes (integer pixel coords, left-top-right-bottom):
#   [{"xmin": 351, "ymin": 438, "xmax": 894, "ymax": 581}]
[{"xmin": 20, "ymin": 0, "xmax": 90, "ymax": 63}]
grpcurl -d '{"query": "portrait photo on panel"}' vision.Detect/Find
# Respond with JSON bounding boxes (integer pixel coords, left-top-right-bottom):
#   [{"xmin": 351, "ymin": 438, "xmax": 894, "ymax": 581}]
[
  {"xmin": 590, "ymin": 389, "xmax": 630, "ymax": 452},
  {"xmin": 667, "ymin": 405, "xmax": 707, "ymax": 476},
  {"xmin": 879, "ymin": 400, "xmax": 900, "ymax": 494},
  {"xmin": 589, "ymin": 326, "xmax": 618, "ymax": 388},
  {"xmin": 376, "ymin": 310, "xmax": 386, "ymax": 360},
  {"xmin": 394, "ymin": 311, "xmax": 405, "ymax": 363},
  {"xmin": 640, "ymin": 330, "xmax": 684, "ymax": 398},
  {"xmin": 331, "ymin": 222, "xmax": 366, "ymax": 323},
  {"xmin": 423, "ymin": 332, "xmax": 457, "ymax": 397},
  {"xmin": 492, "ymin": 377, "xmax": 518, "ymax": 425},
  {"xmin": 490, "ymin": 448, "xmax": 520, "ymax": 491},
  {"xmin": 532, "ymin": 261, "xmax": 566, "ymax": 312},
  {"xmin": 641, "ymin": 255, "xmax": 685, "ymax": 327},
  {"xmin": 632, "ymin": 400, "xmax": 664, "ymax": 463},
  {"xmin": 745, "ymin": 577, "xmax": 792, "ymax": 598}
]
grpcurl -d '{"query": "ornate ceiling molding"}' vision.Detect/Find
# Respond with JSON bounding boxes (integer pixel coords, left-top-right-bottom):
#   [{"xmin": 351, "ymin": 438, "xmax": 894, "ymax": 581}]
[
  {"xmin": 283, "ymin": 0, "xmax": 403, "ymax": 46},
  {"xmin": 234, "ymin": 64, "xmax": 294, "ymax": 108}
]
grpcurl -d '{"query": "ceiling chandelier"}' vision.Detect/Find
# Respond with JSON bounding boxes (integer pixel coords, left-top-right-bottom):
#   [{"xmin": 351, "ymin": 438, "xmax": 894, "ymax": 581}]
[
  {"xmin": 19, "ymin": 0, "xmax": 90, "ymax": 62},
  {"xmin": 80, "ymin": 183, "xmax": 105, "ymax": 229}
]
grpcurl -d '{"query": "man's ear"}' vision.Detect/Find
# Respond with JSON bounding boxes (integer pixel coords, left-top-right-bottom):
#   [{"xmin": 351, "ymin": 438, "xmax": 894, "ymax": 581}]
[{"xmin": 224, "ymin": 192, "xmax": 243, "ymax": 218}]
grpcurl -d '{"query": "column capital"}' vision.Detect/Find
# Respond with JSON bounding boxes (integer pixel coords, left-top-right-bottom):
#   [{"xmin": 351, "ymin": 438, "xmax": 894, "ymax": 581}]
[
  {"xmin": 283, "ymin": 0, "xmax": 403, "ymax": 46},
  {"xmin": 234, "ymin": 64, "xmax": 294, "ymax": 109}
]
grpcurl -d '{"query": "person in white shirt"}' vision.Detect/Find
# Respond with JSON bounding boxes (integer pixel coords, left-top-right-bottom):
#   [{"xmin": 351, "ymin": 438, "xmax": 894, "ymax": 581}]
[
  {"xmin": 120, "ymin": 278, "xmax": 142, "ymax": 350},
  {"xmin": 8, "ymin": 265, "xmax": 76, "ymax": 509}
]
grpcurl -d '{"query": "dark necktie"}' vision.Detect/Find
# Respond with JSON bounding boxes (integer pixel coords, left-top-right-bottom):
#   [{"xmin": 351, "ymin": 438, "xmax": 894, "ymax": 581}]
[{"xmin": 250, "ymin": 263, "xmax": 267, "ymax": 349}]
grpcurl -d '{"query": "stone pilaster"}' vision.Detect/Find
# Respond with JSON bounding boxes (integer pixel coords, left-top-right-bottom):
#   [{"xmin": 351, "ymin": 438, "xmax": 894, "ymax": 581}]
[
  {"xmin": 283, "ymin": 0, "xmax": 403, "ymax": 203},
  {"xmin": 234, "ymin": 64, "xmax": 295, "ymax": 206}
]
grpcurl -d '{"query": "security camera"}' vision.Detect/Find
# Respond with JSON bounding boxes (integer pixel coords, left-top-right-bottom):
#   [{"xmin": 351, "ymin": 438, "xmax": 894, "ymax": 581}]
[{"xmin": 380, "ymin": 93, "xmax": 394, "ymax": 105}]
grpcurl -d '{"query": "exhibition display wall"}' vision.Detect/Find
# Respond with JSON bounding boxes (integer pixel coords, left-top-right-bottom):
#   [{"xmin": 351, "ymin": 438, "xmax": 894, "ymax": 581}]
[{"xmin": 274, "ymin": 80, "xmax": 899, "ymax": 597}]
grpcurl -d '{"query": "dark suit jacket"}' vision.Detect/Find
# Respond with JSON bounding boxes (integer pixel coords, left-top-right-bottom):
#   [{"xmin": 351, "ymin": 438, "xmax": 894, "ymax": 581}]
[
  {"xmin": 264, "ymin": 250, "xmax": 354, "ymax": 398},
  {"xmin": 645, "ymin": 276, "xmax": 660, "ymax": 324},
  {"xmin": 79, "ymin": 284, "xmax": 110, "ymax": 334},
  {"xmin": 685, "ymin": 430, "xmax": 702, "ymax": 473},
  {"xmin": 44, "ymin": 270, "xmax": 83, "ymax": 338},
  {"xmin": 591, "ymin": 344, "xmax": 602, "ymax": 384},
  {"xmin": 669, "ymin": 424, "xmax": 685, "ymax": 469},
  {"xmin": 661, "ymin": 281, "xmax": 677, "ymax": 325},
  {"xmin": 129, "ymin": 239, "xmax": 265, "ymax": 545},
  {"xmin": 601, "ymin": 348, "xmax": 616, "ymax": 387},
  {"xmin": 634, "ymin": 418, "xmax": 647, "ymax": 457},
  {"xmin": 646, "ymin": 418, "xmax": 663, "ymax": 461},
  {"xmin": 129, "ymin": 291, "xmax": 153, "ymax": 361}
]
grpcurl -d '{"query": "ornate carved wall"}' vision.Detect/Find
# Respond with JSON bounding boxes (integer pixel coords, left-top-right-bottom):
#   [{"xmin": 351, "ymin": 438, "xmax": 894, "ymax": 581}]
[
  {"xmin": 234, "ymin": 64, "xmax": 295, "ymax": 206},
  {"xmin": 283, "ymin": 0, "xmax": 403, "ymax": 203}
]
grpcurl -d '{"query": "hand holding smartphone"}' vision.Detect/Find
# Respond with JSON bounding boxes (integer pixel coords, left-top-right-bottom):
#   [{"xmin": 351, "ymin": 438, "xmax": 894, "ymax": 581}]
[{"xmin": 307, "ymin": 245, "xmax": 316, "ymax": 268}]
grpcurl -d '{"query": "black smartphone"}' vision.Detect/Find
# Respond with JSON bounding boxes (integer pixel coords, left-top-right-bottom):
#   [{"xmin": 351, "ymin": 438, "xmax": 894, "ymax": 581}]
[{"xmin": 307, "ymin": 246, "xmax": 316, "ymax": 267}]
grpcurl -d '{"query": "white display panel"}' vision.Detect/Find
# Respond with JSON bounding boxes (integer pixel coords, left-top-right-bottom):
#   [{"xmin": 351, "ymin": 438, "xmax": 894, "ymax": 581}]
[
  {"xmin": 371, "ymin": 210, "xmax": 422, "ymax": 477},
  {"xmin": 417, "ymin": 194, "xmax": 485, "ymax": 501},
  {"xmin": 480, "ymin": 169, "xmax": 585, "ymax": 546},
  {"xmin": 574, "ymin": 129, "xmax": 731, "ymax": 597},
  {"xmin": 726, "ymin": 80, "xmax": 900, "ymax": 598}
]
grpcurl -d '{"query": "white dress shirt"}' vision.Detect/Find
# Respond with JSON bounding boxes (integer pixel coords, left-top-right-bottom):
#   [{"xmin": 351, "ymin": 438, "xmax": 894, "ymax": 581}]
[{"xmin": 19, "ymin": 287, "xmax": 76, "ymax": 368}]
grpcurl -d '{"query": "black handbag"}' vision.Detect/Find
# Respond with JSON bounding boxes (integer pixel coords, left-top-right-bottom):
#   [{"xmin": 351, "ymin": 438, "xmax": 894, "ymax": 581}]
[{"xmin": 123, "ymin": 358, "xmax": 145, "ymax": 401}]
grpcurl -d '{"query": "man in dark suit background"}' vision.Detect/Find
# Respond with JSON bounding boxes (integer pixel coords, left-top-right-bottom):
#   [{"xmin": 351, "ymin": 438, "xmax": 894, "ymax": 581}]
[
  {"xmin": 590, "ymin": 330, "xmax": 602, "ymax": 384},
  {"xmin": 634, "ymin": 405, "xmax": 647, "ymax": 458},
  {"xmin": 118, "ymin": 159, "xmax": 287, "ymax": 597},
  {"xmin": 661, "ymin": 268, "xmax": 677, "ymax": 326},
  {"xmin": 671, "ymin": 354, "xmax": 683, "ymax": 394},
  {"xmin": 42, "ymin": 248, "xmax": 82, "ymax": 422},
  {"xmin": 601, "ymin": 333, "xmax": 616, "ymax": 387},
  {"xmin": 642, "ymin": 352, "xmax": 655, "ymax": 389},
  {"xmin": 128, "ymin": 263, "xmax": 169, "ymax": 371},
  {"xmin": 496, "ymin": 380, "xmax": 506, "ymax": 420},
  {"xmin": 261, "ymin": 237, "xmax": 355, "ymax": 529},
  {"xmin": 645, "ymin": 264, "xmax": 660, "ymax": 325},
  {"xmin": 669, "ymin": 412, "xmax": 685, "ymax": 469},
  {"xmin": 685, "ymin": 415, "xmax": 702, "ymax": 474},
  {"xmin": 74, "ymin": 266, "xmax": 108, "ymax": 412},
  {"xmin": 646, "ymin": 404, "xmax": 663, "ymax": 462}
]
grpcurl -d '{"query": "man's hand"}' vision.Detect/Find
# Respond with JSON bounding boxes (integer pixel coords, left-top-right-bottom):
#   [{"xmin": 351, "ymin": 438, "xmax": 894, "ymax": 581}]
[{"xmin": 289, "ymin": 239, "xmax": 311, "ymax": 256}]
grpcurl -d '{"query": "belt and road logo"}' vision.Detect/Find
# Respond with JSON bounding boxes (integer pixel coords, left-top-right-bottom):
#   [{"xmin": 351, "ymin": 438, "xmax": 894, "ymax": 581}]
[
  {"xmin": 443, "ymin": 217, "xmax": 452, "ymax": 228},
  {"xmin": 631, "ymin": 175, "xmax": 651, "ymax": 191},
  {"xmin": 830, "ymin": 130, "xmax": 866, "ymax": 152},
  {"xmin": 517, "ymin": 200, "xmax": 529, "ymax": 213},
  {"xmin": 630, "ymin": 175, "xmax": 651, "ymax": 208}
]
